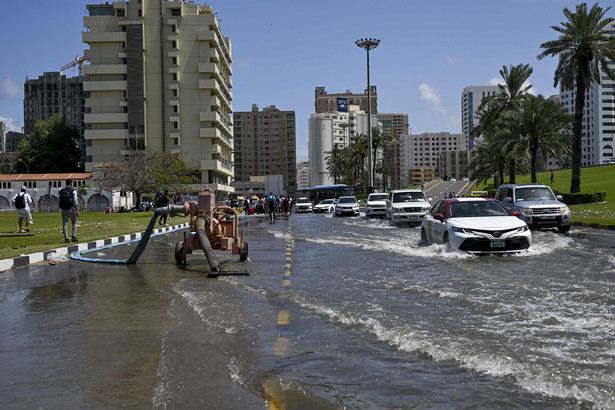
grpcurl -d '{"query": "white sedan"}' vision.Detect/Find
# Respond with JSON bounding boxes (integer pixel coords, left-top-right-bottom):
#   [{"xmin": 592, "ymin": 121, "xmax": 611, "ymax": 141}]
[
  {"xmin": 335, "ymin": 196, "xmax": 360, "ymax": 216},
  {"xmin": 421, "ymin": 198, "xmax": 531, "ymax": 254},
  {"xmin": 313, "ymin": 198, "xmax": 337, "ymax": 213}
]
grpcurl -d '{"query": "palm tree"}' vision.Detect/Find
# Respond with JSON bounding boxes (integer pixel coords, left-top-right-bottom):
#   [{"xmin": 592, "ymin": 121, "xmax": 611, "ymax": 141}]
[
  {"xmin": 537, "ymin": 2, "xmax": 615, "ymax": 193},
  {"xmin": 510, "ymin": 94, "xmax": 573, "ymax": 183},
  {"xmin": 324, "ymin": 146, "xmax": 345, "ymax": 184},
  {"xmin": 474, "ymin": 64, "xmax": 534, "ymax": 184},
  {"xmin": 369, "ymin": 127, "xmax": 392, "ymax": 188}
]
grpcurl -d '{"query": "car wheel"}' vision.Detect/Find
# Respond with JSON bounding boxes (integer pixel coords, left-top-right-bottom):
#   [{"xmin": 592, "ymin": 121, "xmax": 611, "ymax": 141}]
[
  {"xmin": 443, "ymin": 232, "xmax": 449, "ymax": 244},
  {"xmin": 558, "ymin": 225, "xmax": 571, "ymax": 233},
  {"xmin": 421, "ymin": 228, "xmax": 427, "ymax": 242}
]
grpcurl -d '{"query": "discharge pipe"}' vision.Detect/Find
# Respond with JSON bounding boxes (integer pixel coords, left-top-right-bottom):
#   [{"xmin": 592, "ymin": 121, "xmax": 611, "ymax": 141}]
[{"xmin": 194, "ymin": 215, "xmax": 221, "ymax": 272}]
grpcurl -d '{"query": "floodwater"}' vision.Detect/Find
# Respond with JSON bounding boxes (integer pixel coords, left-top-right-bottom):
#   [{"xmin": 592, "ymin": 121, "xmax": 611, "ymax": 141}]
[{"xmin": 1, "ymin": 214, "xmax": 614, "ymax": 409}]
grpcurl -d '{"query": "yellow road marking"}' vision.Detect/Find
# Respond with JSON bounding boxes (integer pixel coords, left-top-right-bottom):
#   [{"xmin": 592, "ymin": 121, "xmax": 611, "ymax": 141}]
[{"xmin": 278, "ymin": 310, "xmax": 289, "ymax": 325}]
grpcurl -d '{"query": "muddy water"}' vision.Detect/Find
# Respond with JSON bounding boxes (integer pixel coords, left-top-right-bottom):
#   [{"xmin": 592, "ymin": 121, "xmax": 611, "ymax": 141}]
[{"xmin": 1, "ymin": 215, "xmax": 614, "ymax": 408}]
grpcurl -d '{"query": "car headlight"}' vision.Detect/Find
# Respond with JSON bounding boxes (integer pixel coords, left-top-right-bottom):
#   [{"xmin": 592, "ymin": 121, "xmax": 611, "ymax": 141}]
[
  {"xmin": 393, "ymin": 207, "xmax": 403, "ymax": 213},
  {"xmin": 561, "ymin": 206, "xmax": 569, "ymax": 213},
  {"xmin": 519, "ymin": 207, "xmax": 532, "ymax": 215},
  {"xmin": 517, "ymin": 225, "xmax": 529, "ymax": 232},
  {"xmin": 451, "ymin": 226, "xmax": 472, "ymax": 234}
]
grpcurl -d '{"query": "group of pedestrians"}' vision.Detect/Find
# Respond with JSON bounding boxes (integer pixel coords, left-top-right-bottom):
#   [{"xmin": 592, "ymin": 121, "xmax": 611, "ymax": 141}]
[{"xmin": 12, "ymin": 178, "xmax": 79, "ymax": 243}]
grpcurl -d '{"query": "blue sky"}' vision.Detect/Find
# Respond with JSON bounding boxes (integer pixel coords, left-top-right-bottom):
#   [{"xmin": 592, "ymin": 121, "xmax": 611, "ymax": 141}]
[{"xmin": 0, "ymin": 0, "xmax": 604, "ymax": 162}]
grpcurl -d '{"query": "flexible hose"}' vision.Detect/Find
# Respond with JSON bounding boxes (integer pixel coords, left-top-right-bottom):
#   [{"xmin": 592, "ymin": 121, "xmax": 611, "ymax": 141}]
[{"xmin": 71, "ymin": 205, "xmax": 187, "ymax": 264}]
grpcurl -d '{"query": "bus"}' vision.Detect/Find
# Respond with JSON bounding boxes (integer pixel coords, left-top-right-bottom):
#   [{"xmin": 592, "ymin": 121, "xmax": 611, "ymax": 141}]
[{"xmin": 295, "ymin": 184, "xmax": 356, "ymax": 204}]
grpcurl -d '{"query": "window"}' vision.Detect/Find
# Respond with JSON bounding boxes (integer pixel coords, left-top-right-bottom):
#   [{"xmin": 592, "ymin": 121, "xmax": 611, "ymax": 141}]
[{"xmin": 171, "ymin": 8, "xmax": 181, "ymax": 16}]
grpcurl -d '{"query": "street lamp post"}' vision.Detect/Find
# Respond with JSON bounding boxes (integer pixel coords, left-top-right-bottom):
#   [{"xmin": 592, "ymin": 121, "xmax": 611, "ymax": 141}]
[
  {"xmin": 355, "ymin": 37, "xmax": 380, "ymax": 193},
  {"xmin": 18, "ymin": 158, "xmax": 29, "ymax": 174}
]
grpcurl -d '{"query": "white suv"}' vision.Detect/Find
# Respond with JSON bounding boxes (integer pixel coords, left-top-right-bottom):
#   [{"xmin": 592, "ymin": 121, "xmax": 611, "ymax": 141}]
[
  {"xmin": 365, "ymin": 193, "xmax": 389, "ymax": 217},
  {"xmin": 385, "ymin": 189, "xmax": 432, "ymax": 223},
  {"xmin": 494, "ymin": 184, "xmax": 571, "ymax": 233}
]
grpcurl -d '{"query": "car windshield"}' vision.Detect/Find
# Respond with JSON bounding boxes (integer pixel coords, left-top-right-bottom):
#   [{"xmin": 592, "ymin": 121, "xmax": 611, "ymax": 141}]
[
  {"xmin": 297, "ymin": 198, "xmax": 310, "ymax": 204},
  {"xmin": 514, "ymin": 187, "xmax": 556, "ymax": 202},
  {"xmin": 338, "ymin": 197, "xmax": 357, "ymax": 204},
  {"xmin": 368, "ymin": 194, "xmax": 389, "ymax": 201},
  {"xmin": 318, "ymin": 199, "xmax": 334, "ymax": 205},
  {"xmin": 392, "ymin": 192, "xmax": 425, "ymax": 202},
  {"xmin": 449, "ymin": 201, "xmax": 509, "ymax": 218}
]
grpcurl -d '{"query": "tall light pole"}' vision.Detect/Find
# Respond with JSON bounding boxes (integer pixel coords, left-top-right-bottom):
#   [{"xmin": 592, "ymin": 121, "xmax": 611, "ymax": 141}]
[
  {"xmin": 355, "ymin": 38, "xmax": 380, "ymax": 193},
  {"xmin": 18, "ymin": 158, "xmax": 29, "ymax": 174}
]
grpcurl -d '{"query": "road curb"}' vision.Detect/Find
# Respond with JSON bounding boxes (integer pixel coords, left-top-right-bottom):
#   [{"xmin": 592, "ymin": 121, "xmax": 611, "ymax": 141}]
[
  {"xmin": 571, "ymin": 221, "xmax": 615, "ymax": 230},
  {"xmin": 0, "ymin": 222, "xmax": 190, "ymax": 273}
]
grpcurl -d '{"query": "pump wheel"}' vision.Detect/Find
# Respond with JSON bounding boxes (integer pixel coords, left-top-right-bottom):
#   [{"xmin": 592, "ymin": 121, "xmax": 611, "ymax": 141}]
[
  {"xmin": 240, "ymin": 242, "xmax": 249, "ymax": 262},
  {"xmin": 175, "ymin": 241, "xmax": 186, "ymax": 265}
]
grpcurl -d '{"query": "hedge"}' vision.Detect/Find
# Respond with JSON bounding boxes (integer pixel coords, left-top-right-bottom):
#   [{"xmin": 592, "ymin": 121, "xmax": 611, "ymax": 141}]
[{"xmin": 556, "ymin": 191, "xmax": 607, "ymax": 205}]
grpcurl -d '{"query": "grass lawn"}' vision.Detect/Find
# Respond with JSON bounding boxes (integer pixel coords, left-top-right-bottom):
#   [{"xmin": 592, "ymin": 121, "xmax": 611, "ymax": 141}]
[
  {"xmin": 475, "ymin": 164, "xmax": 615, "ymax": 225},
  {"xmin": 1, "ymin": 210, "xmax": 189, "ymax": 260}
]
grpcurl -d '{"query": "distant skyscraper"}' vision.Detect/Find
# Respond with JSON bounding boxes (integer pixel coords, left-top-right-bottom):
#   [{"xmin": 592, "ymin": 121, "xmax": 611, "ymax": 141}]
[
  {"xmin": 315, "ymin": 86, "xmax": 377, "ymax": 114},
  {"xmin": 233, "ymin": 105, "xmax": 297, "ymax": 195},
  {"xmin": 23, "ymin": 72, "xmax": 87, "ymax": 166},
  {"xmin": 378, "ymin": 113, "xmax": 409, "ymax": 190},
  {"xmin": 296, "ymin": 161, "xmax": 310, "ymax": 190},
  {"xmin": 82, "ymin": 0, "xmax": 233, "ymax": 197},
  {"xmin": 461, "ymin": 85, "xmax": 499, "ymax": 150}
]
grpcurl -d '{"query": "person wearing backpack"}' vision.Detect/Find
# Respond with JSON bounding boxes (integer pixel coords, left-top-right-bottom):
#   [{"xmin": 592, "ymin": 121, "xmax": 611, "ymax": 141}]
[
  {"xmin": 11, "ymin": 186, "xmax": 33, "ymax": 233},
  {"xmin": 156, "ymin": 190, "xmax": 170, "ymax": 225},
  {"xmin": 59, "ymin": 179, "xmax": 80, "ymax": 243}
]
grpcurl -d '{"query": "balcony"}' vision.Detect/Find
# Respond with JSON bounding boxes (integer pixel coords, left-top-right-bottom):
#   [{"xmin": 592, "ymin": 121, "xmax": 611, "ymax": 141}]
[
  {"xmin": 200, "ymin": 159, "xmax": 233, "ymax": 176},
  {"xmin": 84, "ymin": 80, "xmax": 127, "ymax": 92},
  {"xmin": 82, "ymin": 31, "xmax": 126, "ymax": 44},
  {"xmin": 82, "ymin": 64, "xmax": 127, "ymax": 76},
  {"xmin": 84, "ymin": 129, "xmax": 128, "ymax": 140},
  {"xmin": 84, "ymin": 112, "xmax": 128, "ymax": 124}
]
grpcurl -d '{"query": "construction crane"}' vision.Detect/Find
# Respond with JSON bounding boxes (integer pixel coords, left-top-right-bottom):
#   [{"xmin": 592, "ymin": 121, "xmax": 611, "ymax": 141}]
[{"xmin": 61, "ymin": 56, "xmax": 88, "ymax": 75}]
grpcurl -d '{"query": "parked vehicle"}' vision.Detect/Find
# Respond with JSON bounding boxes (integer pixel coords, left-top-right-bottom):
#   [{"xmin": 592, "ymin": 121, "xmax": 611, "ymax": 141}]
[
  {"xmin": 335, "ymin": 196, "xmax": 360, "ymax": 216},
  {"xmin": 294, "ymin": 197, "xmax": 313, "ymax": 213},
  {"xmin": 385, "ymin": 189, "xmax": 432, "ymax": 223},
  {"xmin": 365, "ymin": 193, "xmax": 389, "ymax": 217},
  {"xmin": 421, "ymin": 198, "xmax": 531, "ymax": 254},
  {"xmin": 313, "ymin": 198, "xmax": 337, "ymax": 213},
  {"xmin": 494, "ymin": 184, "xmax": 571, "ymax": 233}
]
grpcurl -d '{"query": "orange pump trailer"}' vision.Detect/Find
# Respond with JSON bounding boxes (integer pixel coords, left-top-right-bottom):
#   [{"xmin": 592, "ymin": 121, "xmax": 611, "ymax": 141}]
[{"xmin": 173, "ymin": 186, "xmax": 248, "ymax": 276}]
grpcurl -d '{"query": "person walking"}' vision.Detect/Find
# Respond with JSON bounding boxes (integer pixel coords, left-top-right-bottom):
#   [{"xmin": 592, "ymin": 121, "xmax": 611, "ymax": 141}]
[
  {"xmin": 550, "ymin": 170, "xmax": 554, "ymax": 184},
  {"xmin": 59, "ymin": 179, "xmax": 80, "ymax": 243},
  {"xmin": 267, "ymin": 192, "xmax": 276, "ymax": 221},
  {"xmin": 244, "ymin": 197, "xmax": 250, "ymax": 215},
  {"xmin": 12, "ymin": 186, "xmax": 34, "ymax": 233},
  {"xmin": 157, "ymin": 190, "xmax": 170, "ymax": 225}
]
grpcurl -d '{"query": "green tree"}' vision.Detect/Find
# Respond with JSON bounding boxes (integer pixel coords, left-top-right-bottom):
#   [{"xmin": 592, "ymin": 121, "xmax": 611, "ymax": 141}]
[
  {"xmin": 369, "ymin": 126, "xmax": 392, "ymax": 188},
  {"xmin": 538, "ymin": 2, "xmax": 615, "ymax": 193},
  {"xmin": 17, "ymin": 115, "xmax": 81, "ymax": 173},
  {"xmin": 324, "ymin": 146, "xmax": 345, "ymax": 184},
  {"xmin": 510, "ymin": 94, "xmax": 573, "ymax": 183},
  {"xmin": 473, "ymin": 64, "xmax": 534, "ymax": 184},
  {"xmin": 93, "ymin": 150, "xmax": 199, "ymax": 203}
]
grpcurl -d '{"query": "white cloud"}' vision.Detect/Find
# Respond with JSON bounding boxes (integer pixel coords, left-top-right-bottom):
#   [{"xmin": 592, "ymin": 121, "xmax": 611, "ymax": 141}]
[
  {"xmin": 0, "ymin": 116, "xmax": 21, "ymax": 132},
  {"xmin": 418, "ymin": 83, "xmax": 441, "ymax": 106},
  {"xmin": 444, "ymin": 56, "xmax": 459, "ymax": 65},
  {"xmin": 0, "ymin": 76, "xmax": 21, "ymax": 100},
  {"xmin": 417, "ymin": 83, "xmax": 460, "ymax": 131}
]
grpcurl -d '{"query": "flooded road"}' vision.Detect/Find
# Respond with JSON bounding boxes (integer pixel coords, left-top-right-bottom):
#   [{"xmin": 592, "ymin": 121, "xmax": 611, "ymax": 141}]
[{"xmin": 1, "ymin": 214, "xmax": 614, "ymax": 408}]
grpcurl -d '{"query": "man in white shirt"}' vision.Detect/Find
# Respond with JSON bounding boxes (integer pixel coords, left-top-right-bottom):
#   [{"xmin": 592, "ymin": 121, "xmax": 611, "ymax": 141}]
[{"xmin": 12, "ymin": 186, "xmax": 34, "ymax": 233}]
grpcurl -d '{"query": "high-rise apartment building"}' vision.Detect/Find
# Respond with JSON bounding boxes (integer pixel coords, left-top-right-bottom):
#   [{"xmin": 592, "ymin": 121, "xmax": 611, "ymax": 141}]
[
  {"xmin": 296, "ymin": 161, "xmax": 310, "ymax": 190},
  {"xmin": 461, "ymin": 85, "xmax": 499, "ymax": 150},
  {"xmin": 399, "ymin": 132, "xmax": 466, "ymax": 185},
  {"xmin": 309, "ymin": 108, "xmax": 379, "ymax": 187},
  {"xmin": 315, "ymin": 86, "xmax": 377, "ymax": 114},
  {"xmin": 559, "ymin": 22, "xmax": 615, "ymax": 166},
  {"xmin": 378, "ymin": 113, "xmax": 409, "ymax": 190},
  {"xmin": 232, "ymin": 105, "xmax": 297, "ymax": 195},
  {"xmin": 23, "ymin": 72, "xmax": 87, "ymax": 166},
  {"xmin": 82, "ymin": 0, "xmax": 234, "ymax": 197}
]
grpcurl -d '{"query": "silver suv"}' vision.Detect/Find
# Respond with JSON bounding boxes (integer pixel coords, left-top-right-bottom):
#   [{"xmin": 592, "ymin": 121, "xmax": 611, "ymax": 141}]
[{"xmin": 494, "ymin": 184, "xmax": 571, "ymax": 233}]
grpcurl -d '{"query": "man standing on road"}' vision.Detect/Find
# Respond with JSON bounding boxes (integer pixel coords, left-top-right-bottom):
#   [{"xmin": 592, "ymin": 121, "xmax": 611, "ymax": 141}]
[
  {"xmin": 59, "ymin": 179, "xmax": 80, "ymax": 243},
  {"xmin": 12, "ymin": 186, "xmax": 34, "ymax": 233}
]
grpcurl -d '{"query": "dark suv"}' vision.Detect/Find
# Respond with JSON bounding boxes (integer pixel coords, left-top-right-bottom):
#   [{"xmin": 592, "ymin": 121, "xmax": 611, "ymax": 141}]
[{"xmin": 494, "ymin": 184, "xmax": 571, "ymax": 233}]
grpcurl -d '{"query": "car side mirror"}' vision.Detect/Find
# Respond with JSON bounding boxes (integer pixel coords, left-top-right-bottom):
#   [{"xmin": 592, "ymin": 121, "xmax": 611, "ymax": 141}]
[
  {"xmin": 556, "ymin": 195, "xmax": 563, "ymax": 201},
  {"xmin": 427, "ymin": 197, "xmax": 433, "ymax": 202},
  {"xmin": 433, "ymin": 213, "xmax": 444, "ymax": 222},
  {"xmin": 512, "ymin": 211, "xmax": 521, "ymax": 217},
  {"xmin": 503, "ymin": 197, "xmax": 512, "ymax": 203}
]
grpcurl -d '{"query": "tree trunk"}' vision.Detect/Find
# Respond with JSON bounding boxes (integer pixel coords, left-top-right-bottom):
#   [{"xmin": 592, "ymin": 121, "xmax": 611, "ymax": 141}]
[
  {"xmin": 509, "ymin": 158, "xmax": 516, "ymax": 184},
  {"xmin": 530, "ymin": 147, "xmax": 538, "ymax": 183},
  {"xmin": 571, "ymin": 79, "xmax": 586, "ymax": 193}
]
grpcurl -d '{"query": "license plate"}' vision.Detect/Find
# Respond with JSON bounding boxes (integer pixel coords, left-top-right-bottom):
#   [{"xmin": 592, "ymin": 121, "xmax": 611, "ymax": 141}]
[
  {"xmin": 490, "ymin": 240, "xmax": 505, "ymax": 248},
  {"xmin": 539, "ymin": 216, "xmax": 555, "ymax": 219},
  {"xmin": 409, "ymin": 215, "xmax": 418, "ymax": 220}
]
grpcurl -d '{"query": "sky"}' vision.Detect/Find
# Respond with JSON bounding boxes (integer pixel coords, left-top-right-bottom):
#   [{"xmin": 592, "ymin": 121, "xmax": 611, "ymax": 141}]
[{"xmin": 0, "ymin": 0, "xmax": 605, "ymax": 162}]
